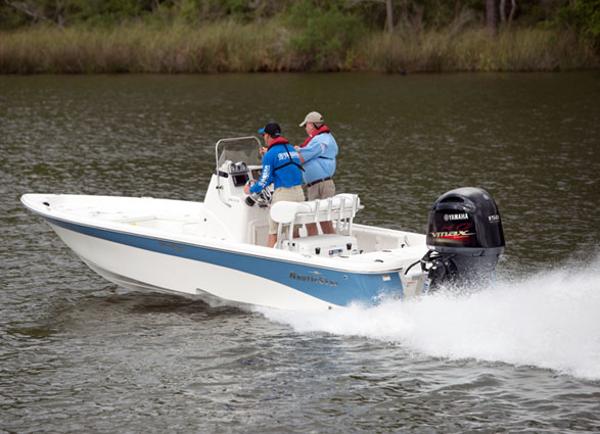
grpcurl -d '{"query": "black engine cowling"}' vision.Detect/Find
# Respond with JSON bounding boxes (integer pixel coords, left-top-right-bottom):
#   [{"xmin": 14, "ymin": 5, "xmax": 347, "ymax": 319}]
[{"xmin": 421, "ymin": 187, "xmax": 505, "ymax": 291}]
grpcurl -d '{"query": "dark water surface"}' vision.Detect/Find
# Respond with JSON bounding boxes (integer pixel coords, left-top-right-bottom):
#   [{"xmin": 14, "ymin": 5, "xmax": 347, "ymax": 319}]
[{"xmin": 1, "ymin": 73, "xmax": 599, "ymax": 432}]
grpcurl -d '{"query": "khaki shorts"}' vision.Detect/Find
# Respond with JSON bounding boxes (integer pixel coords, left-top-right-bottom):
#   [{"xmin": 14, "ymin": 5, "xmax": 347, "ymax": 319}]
[
  {"xmin": 307, "ymin": 179, "xmax": 335, "ymax": 201},
  {"xmin": 269, "ymin": 185, "xmax": 305, "ymax": 235}
]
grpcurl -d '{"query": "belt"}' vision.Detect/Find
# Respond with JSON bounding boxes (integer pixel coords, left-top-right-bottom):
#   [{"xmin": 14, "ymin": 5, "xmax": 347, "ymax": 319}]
[{"xmin": 305, "ymin": 177, "xmax": 332, "ymax": 188}]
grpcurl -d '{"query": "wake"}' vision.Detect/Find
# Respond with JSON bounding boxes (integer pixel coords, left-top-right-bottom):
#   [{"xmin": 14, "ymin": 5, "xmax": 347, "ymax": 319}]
[{"xmin": 259, "ymin": 258, "xmax": 600, "ymax": 380}]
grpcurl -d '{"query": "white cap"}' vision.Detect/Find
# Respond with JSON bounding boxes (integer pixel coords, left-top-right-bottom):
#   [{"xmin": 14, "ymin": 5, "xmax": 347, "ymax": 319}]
[{"xmin": 299, "ymin": 111, "xmax": 324, "ymax": 127}]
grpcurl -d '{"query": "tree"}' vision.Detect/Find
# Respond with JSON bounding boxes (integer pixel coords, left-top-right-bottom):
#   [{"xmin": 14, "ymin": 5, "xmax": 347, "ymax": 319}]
[
  {"xmin": 499, "ymin": 0, "xmax": 517, "ymax": 25},
  {"xmin": 485, "ymin": 0, "xmax": 498, "ymax": 33},
  {"xmin": 4, "ymin": 0, "xmax": 60, "ymax": 25},
  {"xmin": 347, "ymin": 0, "xmax": 395, "ymax": 33},
  {"xmin": 385, "ymin": 0, "xmax": 393, "ymax": 32}
]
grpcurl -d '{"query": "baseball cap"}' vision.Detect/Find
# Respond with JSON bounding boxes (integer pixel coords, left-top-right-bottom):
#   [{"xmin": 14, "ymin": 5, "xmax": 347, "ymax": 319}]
[
  {"xmin": 299, "ymin": 111, "xmax": 324, "ymax": 127},
  {"xmin": 257, "ymin": 122, "xmax": 281, "ymax": 137}
]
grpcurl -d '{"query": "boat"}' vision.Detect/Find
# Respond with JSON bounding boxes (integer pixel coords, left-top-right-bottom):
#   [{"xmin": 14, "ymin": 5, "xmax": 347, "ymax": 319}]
[{"xmin": 21, "ymin": 137, "xmax": 505, "ymax": 311}]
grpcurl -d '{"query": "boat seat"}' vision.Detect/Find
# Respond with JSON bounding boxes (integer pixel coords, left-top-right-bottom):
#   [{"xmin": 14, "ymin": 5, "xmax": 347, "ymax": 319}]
[
  {"xmin": 270, "ymin": 194, "xmax": 361, "ymax": 225},
  {"xmin": 270, "ymin": 194, "xmax": 362, "ymax": 247}
]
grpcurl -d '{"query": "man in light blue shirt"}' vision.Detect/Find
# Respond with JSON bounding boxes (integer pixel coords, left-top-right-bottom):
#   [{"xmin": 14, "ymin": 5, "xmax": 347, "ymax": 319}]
[{"xmin": 296, "ymin": 111, "xmax": 339, "ymax": 235}]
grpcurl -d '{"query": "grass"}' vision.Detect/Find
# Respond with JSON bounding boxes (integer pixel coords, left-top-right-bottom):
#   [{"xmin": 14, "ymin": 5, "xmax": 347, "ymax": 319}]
[
  {"xmin": 362, "ymin": 26, "xmax": 599, "ymax": 72},
  {"xmin": 0, "ymin": 21, "xmax": 293, "ymax": 74},
  {"xmin": 0, "ymin": 21, "xmax": 597, "ymax": 74}
]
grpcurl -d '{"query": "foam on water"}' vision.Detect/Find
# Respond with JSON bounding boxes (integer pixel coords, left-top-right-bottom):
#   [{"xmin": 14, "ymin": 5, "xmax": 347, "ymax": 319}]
[{"xmin": 259, "ymin": 258, "xmax": 600, "ymax": 380}]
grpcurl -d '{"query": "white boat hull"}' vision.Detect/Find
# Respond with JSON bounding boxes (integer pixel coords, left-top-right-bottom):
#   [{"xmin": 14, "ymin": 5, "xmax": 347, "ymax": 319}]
[
  {"xmin": 50, "ymin": 222, "xmax": 337, "ymax": 310},
  {"xmin": 32, "ymin": 206, "xmax": 426, "ymax": 311}
]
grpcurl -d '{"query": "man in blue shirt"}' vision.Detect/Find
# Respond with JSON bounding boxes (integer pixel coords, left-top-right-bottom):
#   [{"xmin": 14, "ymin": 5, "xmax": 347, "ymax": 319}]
[
  {"xmin": 296, "ymin": 111, "xmax": 339, "ymax": 235},
  {"xmin": 244, "ymin": 122, "xmax": 305, "ymax": 247}
]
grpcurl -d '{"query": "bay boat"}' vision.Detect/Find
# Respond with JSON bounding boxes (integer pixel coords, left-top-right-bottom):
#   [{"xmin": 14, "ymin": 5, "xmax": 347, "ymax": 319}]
[{"xmin": 21, "ymin": 137, "xmax": 505, "ymax": 311}]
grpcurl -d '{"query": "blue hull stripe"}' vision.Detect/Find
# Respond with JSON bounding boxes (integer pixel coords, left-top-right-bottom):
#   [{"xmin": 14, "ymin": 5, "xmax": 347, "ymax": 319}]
[{"xmin": 45, "ymin": 217, "xmax": 403, "ymax": 306}]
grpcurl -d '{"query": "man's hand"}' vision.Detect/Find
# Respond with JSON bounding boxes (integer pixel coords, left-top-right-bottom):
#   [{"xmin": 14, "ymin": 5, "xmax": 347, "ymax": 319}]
[
  {"xmin": 294, "ymin": 146, "xmax": 305, "ymax": 163},
  {"xmin": 244, "ymin": 182, "xmax": 251, "ymax": 195}
]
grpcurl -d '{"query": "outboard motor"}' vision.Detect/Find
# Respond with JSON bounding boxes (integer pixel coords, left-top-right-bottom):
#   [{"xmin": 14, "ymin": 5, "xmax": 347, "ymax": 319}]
[{"xmin": 421, "ymin": 187, "xmax": 505, "ymax": 291}]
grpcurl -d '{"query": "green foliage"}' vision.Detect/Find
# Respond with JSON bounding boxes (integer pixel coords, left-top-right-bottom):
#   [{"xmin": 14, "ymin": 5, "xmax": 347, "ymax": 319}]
[
  {"xmin": 558, "ymin": 0, "xmax": 600, "ymax": 48},
  {"xmin": 70, "ymin": 0, "xmax": 151, "ymax": 25},
  {"xmin": 286, "ymin": 0, "xmax": 366, "ymax": 70},
  {"xmin": 0, "ymin": 0, "xmax": 157, "ymax": 28},
  {"xmin": 0, "ymin": 3, "xmax": 28, "ymax": 29},
  {"xmin": 419, "ymin": 0, "xmax": 458, "ymax": 27},
  {"xmin": 173, "ymin": 0, "xmax": 289, "ymax": 24},
  {"xmin": 0, "ymin": 0, "xmax": 595, "ymax": 35},
  {"xmin": 0, "ymin": 0, "xmax": 76, "ymax": 27}
]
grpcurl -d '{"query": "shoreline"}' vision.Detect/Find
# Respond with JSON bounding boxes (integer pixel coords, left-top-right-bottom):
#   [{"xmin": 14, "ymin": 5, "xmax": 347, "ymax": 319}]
[{"xmin": 1, "ymin": 23, "xmax": 598, "ymax": 74}]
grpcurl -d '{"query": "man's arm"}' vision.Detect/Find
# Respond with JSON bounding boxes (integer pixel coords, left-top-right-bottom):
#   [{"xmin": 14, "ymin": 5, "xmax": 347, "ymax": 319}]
[
  {"xmin": 250, "ymin": 160, "xmax": 272, "ymax": 194},
  {"xmin": 298, "ymin": 138, "xmax": 324, "ymax": 163}
]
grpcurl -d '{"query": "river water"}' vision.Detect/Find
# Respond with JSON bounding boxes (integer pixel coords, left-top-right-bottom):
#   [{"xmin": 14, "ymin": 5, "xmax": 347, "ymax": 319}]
[{"xmin": 1, "ymin": 73, "xmax": 599, "ymax": 432}]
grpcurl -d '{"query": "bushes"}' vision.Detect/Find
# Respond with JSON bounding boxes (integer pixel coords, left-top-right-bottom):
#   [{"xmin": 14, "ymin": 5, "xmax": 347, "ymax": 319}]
[
  {"xmin": 557, "ymin": 0, "xmax": 600, "ymax": 49},
  {"xmin": 285, "ymin": 1, "xmax": 366, "ymax": 70}
]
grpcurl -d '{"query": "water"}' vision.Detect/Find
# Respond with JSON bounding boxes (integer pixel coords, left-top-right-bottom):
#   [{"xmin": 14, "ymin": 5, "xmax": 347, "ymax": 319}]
[
  {"xmin": 1, "ymin": 73, "xmax": 600, "ymax": 432},
  {"xmin": 263, "ymin": 262, "xmax": 600, "ymax": 380}
]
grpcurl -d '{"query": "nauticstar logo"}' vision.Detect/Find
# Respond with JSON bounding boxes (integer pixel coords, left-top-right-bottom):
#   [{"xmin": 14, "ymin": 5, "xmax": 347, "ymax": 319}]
[
  {"xmin": 431, "ymin": 230, "xmax": 474, "ymax": 240},
  {"xmin": 289, "ymin": 271, "xmax": 338, "ymax": 287},
  {"xmin": 443, "ymin": 213, "xmax": 469, "ymax": 221}
]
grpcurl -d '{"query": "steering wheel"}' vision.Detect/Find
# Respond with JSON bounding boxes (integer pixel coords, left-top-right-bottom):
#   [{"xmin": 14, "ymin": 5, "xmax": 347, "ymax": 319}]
[{"xmin": 245, "ymin": 182, "xmax": 272, "ymax": 207}]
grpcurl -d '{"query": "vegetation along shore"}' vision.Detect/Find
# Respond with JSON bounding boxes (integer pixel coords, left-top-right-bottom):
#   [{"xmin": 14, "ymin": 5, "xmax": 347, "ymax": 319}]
[{"xmin": 0, "ymin": 0, "xmax": 599, "ymax": 74}]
